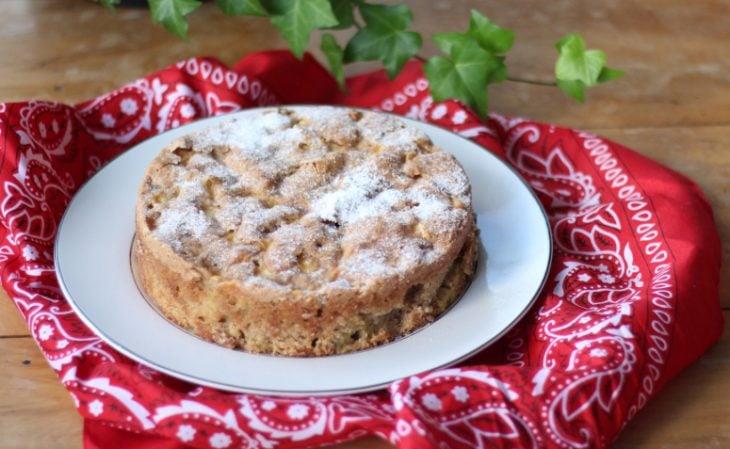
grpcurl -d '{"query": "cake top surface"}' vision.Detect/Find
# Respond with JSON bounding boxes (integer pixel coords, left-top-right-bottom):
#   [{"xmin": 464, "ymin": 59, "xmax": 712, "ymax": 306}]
[{"xmin": 138, "ymin": 106, "xmax": 472, "ymax": 293}]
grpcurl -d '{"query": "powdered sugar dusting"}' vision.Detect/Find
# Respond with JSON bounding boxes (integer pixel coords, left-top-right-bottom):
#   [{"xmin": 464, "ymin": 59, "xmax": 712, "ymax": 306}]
[
  {"xmin": 310, "ymin": 165, "xmax": 453, "ymax": 228},
  {"xmin": 190, "ymin": 110, "xmax": 292, "ymax": 160},
  {"xmin": 310, "ymin": 163, "xmax": 387, "ymax": 224},
  {"xmin": 412, "ymin": 190, "xmax": 450, "ymax": 223},
  {"xmin": 350, "ymin": 189, "xmax": 406, "ymax": 223},
  {"xmin": 143, "ymin": 107, "xmax": 473, "ymax": 291},
  {"xmin": 359, "ymin": 111, "xmax": 428, "ymax": 149},
  {"xmin": 155, "ymin": 207, "xmax": 211, "ymax": 248}
]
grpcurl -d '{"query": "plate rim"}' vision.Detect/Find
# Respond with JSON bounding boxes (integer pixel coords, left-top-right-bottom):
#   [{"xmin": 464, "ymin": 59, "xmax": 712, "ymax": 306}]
[{"xmin": 54, "ymin": 105, "xmax": 553, "ymax": 396}]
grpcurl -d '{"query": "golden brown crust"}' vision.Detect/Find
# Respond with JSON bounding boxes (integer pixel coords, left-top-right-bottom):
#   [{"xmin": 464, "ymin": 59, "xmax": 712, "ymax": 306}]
[
  {"xmin": 133, "ymin": 107, "xmax": 479, "ymax": 356},
  {"xmin": 133, "ymin": 227, "xmax": 477, "ymax": 355}
]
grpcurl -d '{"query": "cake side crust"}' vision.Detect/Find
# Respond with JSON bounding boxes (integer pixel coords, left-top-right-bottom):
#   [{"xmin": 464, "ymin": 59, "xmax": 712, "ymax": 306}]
[{"xmin": 133, "ymin": 219, "xmax": 478, "ymax": 356}]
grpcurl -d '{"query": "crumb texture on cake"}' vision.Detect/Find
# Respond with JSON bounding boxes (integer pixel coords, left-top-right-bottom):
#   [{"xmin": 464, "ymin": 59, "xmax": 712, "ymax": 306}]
[{"xmin": 134, "ymin": 106, "xmax": 478, "ymax": 356}]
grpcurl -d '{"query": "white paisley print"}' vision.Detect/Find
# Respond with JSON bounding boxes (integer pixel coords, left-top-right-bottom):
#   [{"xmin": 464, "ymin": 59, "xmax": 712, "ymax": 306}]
[{"xmin": 0, "ymin": 55, "xmax": 716, "ymax": 449}]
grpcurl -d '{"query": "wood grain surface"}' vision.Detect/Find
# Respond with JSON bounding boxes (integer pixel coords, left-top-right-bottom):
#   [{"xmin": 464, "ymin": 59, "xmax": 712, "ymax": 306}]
[{"xmin": 0, "ymin": 1, "xmax": 728, "ymax": 448}]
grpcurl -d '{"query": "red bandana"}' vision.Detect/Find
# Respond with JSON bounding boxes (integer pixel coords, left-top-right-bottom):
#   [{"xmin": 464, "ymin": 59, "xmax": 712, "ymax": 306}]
[{"xmin": 0, "ymin": 51, "xmax": 722, "ymax": 449}]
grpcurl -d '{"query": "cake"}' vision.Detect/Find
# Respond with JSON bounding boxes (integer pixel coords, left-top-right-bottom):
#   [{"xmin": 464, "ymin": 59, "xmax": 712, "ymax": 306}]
[{"xmin": 133, "ymin": 106, "xmax": 478, "ymax": 356}]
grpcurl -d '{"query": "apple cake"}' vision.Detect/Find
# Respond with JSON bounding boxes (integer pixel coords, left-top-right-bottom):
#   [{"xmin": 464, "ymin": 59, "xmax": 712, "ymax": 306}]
[{"xmin": 133, "ymin": 106, "xmax": 478, "ymax": 356}]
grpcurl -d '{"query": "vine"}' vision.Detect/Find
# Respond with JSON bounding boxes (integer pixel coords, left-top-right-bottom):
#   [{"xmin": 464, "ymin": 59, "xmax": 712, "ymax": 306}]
[{"xmin": 98, "ymin": 0, "xmax": 623, "ymax": 117}]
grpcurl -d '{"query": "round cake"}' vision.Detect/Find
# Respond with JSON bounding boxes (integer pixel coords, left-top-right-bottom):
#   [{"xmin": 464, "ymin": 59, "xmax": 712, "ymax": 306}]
[{"xmin": 133, "ymin": 106, "xmax": 478, "ymax": 356}]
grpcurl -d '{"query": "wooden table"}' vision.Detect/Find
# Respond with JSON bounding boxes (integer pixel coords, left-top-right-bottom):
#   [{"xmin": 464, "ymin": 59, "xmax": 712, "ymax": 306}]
[{"xmin": 1, "ymin": 1, "xmax": 728, "ymax": 448}]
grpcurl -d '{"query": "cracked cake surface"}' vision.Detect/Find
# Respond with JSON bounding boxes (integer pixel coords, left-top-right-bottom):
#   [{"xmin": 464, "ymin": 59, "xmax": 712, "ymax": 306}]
[{"xmin": 133, "ymin": 106, "xmax": 478, "ymax": 356}]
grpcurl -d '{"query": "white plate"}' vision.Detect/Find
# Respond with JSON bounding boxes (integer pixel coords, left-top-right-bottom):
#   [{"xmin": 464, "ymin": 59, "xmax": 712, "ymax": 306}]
[{"xmin": 55, "ymin": 106, "xmax": 551, "ymax": 396}]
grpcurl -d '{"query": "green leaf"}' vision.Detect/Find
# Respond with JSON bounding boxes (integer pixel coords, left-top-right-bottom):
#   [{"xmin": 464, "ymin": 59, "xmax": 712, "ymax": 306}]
[
  {"xmin": 267, "ymin": 0, "xmax": 338, "ymax": 58},
  {"xmin": 597, "ymin": 67, "xmax": 625, "ymax": 83},
  {"xmin": 467, "ymin": 10, "xmax": 514, "ymax": 54},
  {"xmin": 344, "ymin": 3, "xmax": 422, "ymax": 78},
  {"xmin": 554, "ymin": 33, "xmax": 622, "ymax": 101},
  {"xmin": 217, "ymin": 0, "xmax": 268, "ymax": 16},
  {"xmin": 327, "ymin": 0, "xmax": 355, "ymax": 29},
  {"xmin": 359, "ymin": 3, "xmax": 411, "ymax": 29},
  {"xmin": 557, "ymin": 79, "xmax": 586, "ymax": 102},
  {"xmin": 425, "ymin": 39, "xmax": 500, "ymax": 117},
  {"xmin": 321, "ymin": 34, "xmax": 346, "ymax": 88},
  {"xmin": 555, "ymin": 33, "xmax": 606, "ymax": 86},
  {"xmin": 430, "ymin": 11, "xmax": 509, "ymax": 98},
  {"xmin": 149, "ymin": 0, "xmax": 202, "ymax": 38},
  {"xmin": 432, "ymin": 32, "xmax": 470, "ymax": 54},
  {"xmin": 487, "ymin": 57, "xmax": 507, "ymax": 83},
  {"xmin": 433, "ymin": 32, "xmax": 507, "ymax": 84}
]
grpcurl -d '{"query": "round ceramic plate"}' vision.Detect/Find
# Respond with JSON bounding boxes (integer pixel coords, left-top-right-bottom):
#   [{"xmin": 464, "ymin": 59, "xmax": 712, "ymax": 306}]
[{"xmin": 55, "ymin": 106, "xmax": 551, "ymax": 396}]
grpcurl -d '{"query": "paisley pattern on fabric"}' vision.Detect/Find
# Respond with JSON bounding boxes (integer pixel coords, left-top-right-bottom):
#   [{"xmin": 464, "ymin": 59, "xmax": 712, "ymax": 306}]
[{"xmin": 0, "ymin": 54, "xmax": 722, "ymax": 449}]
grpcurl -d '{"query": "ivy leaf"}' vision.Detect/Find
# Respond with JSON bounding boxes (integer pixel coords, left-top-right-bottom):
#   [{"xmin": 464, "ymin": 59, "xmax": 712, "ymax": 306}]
[
  {"xmin": 555, "ymin": 33, "xmax": 608, "ymax": 86},
  {"xmin": 425, "ymin": 39, "xmax": 500, "ymax": 118},
  {"xmin": 267, "ymin": 0, "xmax": 338, "ymax": 58},
  {"xmin": 557, "ymin": 79, "xmax": 586, "ymax": 102},
  {"xmin": 432, "ymin": 32, "xmax": 470, "ymax": 54},
  {"xmin": 359, "ymin": 2, "xmax": 411, "ymax": 29},
  {"xmin": 344, "ymin": 3, "xmax": 422, "ymax": 78},
  {"xmin": 432, "ymin": 11, "xmax": 510, "ymax": 91},
  {"xmin": 555, "ymin": 33, "xmax": 623, "ymax": 101},
  {"xmin": 468, "ymin": 10, "xmax": 514, "ymax": 54},
  {"xmin": 217, "ymin": 0, "xmax": 268, "ymax": 16},
  {"xmin": 321, "ymin": 34, "xmax": 345, "ymax": 88},
  {"xmin": 597, "ymin": 67, "xmax": 625, "ymax": 83},
  {"xmin": 488, "ymin": 57, "xmax": 508, "ymax": 83},
  {"xmin": 149, "ymin": 0, "xmax": 201, "ymax": 38},
  {"xmin": 327, "ymin": 0, "xmax": 355, "ymax": 29},
  {"xmin": 433, "ymin": 32, "xmax": 507, "ymax": 84}
]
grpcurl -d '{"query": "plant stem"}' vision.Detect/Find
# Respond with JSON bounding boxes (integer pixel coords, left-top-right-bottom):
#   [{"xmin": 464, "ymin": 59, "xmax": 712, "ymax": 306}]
[
  {"xmin": 412, "ymin": 54, "xmax": 555, "ymax": 86},
  {"xmin": 505, "ymin": 76, "xmax": 557, "ymax": 87}
]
